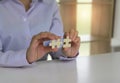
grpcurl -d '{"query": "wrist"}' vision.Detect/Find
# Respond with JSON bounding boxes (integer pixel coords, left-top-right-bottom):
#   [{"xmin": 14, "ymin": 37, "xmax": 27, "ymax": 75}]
[
  {"xmin": 62, "ymin": 49, "xmax": 79, "ymax": 58},
  {"xmin": 26, "ymin": 48, "xmax": 34, "ymax": 64},
  {"xmin": 26, "ymin": 53, "xmax": 33, "ymax": 64}
]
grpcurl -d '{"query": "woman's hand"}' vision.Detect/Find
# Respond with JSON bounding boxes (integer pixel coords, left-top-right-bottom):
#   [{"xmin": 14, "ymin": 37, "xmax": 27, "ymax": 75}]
[
  {"xmin": 26, "ymin": 32, "xmax": 60, "ymax": 64},
  {"xmin": 62, "ymin": 29, "xmax": 80, "ymax": 57}
]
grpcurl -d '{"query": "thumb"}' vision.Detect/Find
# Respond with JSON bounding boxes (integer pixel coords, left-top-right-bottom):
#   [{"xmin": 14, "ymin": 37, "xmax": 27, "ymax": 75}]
[{"xmin": 44, "ymin": 47, "xmax": 58, "ymax": 53}]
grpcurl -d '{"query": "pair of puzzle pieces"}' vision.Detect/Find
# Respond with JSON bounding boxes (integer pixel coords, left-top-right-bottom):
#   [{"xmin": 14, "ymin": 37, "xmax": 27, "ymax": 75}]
[{"xmin": 43, "ymin": 37, "xmax": 71, "ymax": 49}]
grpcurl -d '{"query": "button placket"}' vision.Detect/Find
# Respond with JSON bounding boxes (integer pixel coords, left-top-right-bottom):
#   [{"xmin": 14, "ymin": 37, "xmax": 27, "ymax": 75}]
[{"xmin": 23, "ymin": 17, "xmax": 27, "ymax": 22}]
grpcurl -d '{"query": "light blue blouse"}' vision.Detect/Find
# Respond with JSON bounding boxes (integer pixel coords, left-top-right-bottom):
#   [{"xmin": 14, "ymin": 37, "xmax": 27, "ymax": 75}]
[{"xmin": 0, "ymin": 0, "xmax": 75, "ymax": 67}]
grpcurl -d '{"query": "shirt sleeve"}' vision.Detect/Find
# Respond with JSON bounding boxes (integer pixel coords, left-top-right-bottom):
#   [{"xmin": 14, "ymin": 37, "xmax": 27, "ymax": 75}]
[
  {"xmin": 49, "ymin": 0, "xmax": 78, "ymax": 60},
  {"xmin": 0, "ymin": 39, "xmax": 30, "ymax": 67}
]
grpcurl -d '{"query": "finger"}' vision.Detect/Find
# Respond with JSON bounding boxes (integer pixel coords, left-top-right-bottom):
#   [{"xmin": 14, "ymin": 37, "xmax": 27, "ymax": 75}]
[
  {"xmin": 73, "ymin": 36, "xmax": 80, "ymax": 44},
  {"xmin": 45, "ymin": 47, "xmax": 59, "ymax": 53},
  {"xmin": 33, "ymin": 32, "xmax": 60, "ymax": 41},
  {"xmin": 69, "ymin": 29, "xmax": 75, "ymax": 41},
  {"xmin": 62, "ymin": 47, "xmax": 69, "ymax": 52},
  {"xmin": 64, "ymin": 32, "xmax": 69, "ymax": 38},
  {"xmin": 52, "ymin": 48, "xmax": 59, "ymax": 52},
  {"xmin": 73, "ymin": 31, "xmax": 79, "ymax": 41},
  {"xmin": 39, "ymin": 32, "xmax": 60, "ymax": 40}
]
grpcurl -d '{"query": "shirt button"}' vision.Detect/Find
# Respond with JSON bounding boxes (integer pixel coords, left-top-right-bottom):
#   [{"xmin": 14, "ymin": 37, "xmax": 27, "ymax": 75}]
[{"xmin": 23, "ymin": 17, "xmax": 27, "ymax": 22}]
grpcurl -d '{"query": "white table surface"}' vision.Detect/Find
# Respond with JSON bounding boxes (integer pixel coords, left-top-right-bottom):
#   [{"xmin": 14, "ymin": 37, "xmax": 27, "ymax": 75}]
[{"xmin": 0, "ymin": 52, "xmax": 120, "ymax": 83}]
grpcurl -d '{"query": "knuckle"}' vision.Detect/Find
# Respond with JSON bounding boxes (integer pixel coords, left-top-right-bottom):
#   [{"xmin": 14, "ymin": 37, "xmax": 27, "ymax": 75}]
[
  {"xmin": 39, "ymin": 32, "xmax": 44, "ymax": 35},
  {"xmin": 39, "ymin": 32, "xmax": 48, "ymax": 37},
  {"xmin": 76, "ymin": 31, "xmax": 79, "ymax": 35},
  {"xmin": 32, "ymin": 35, "xmax": 37, "ymax": 40},
  {"xmin": 77, "ymin": 37, "xmax": 80, "ymax": 41}
]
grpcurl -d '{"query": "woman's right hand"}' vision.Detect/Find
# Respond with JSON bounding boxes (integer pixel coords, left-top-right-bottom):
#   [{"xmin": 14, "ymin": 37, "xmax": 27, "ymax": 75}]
[{"xmin": 26, "ymin": 32, "xmax": 60, "ymax": 64}]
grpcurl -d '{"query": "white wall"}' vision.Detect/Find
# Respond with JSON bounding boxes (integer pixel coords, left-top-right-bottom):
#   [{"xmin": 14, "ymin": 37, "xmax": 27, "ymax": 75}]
[{"xmin": 114, "ymin": 0, "xmax": 120, "ymax": 39}]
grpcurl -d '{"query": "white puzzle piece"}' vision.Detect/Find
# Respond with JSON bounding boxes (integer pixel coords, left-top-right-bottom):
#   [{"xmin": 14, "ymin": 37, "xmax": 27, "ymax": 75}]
[
  {"xmin": 63, "ymin": 36, "xmax": 71, "ymax": 48},
  {"xmin": 49, "ymin": 40, "xmax": 56, "ymax": 49},
  {"xmin": 49, "ymin": 39, "xmax": 62, "ymax": 49},
  {"xmin": 43, "ymin": 36, "xmax": 71, "ymax": 49},
  {"xmin": 55, "ymin": 39, "xmax": 62, "ymax": 48}
]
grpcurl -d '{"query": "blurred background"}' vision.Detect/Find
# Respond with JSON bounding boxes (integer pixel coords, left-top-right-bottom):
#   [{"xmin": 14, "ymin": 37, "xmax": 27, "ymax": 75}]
[{"xmin": 55, "ymin": 0, "xmax": 120, "ymax": 56}]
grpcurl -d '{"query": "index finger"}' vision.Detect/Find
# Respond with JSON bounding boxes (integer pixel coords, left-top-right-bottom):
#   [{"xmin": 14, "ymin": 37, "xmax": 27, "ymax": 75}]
[{"xmin": 33, "ymin": 32, "xmax": 60, "ymax": 40}]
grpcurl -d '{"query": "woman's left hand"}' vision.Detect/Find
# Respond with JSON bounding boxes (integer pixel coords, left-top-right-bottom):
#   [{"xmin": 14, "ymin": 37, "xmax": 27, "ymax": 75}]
[{"xmin": 62, "ymin": 29, "xmax": 80, "ymax": 57}]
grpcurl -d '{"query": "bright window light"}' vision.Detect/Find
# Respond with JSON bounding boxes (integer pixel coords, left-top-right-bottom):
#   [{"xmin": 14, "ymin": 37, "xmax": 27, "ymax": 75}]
[
  {"xmin": 77, "ymin": 4, "xmax": 92, "ymax": 35},
  {"xmin": 56, "ymin": 0, "xmax": 60, "ymax": 3},
  {"xmin": 77, "ymin": 0, "xmax": 92, "ymax": 3}
]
